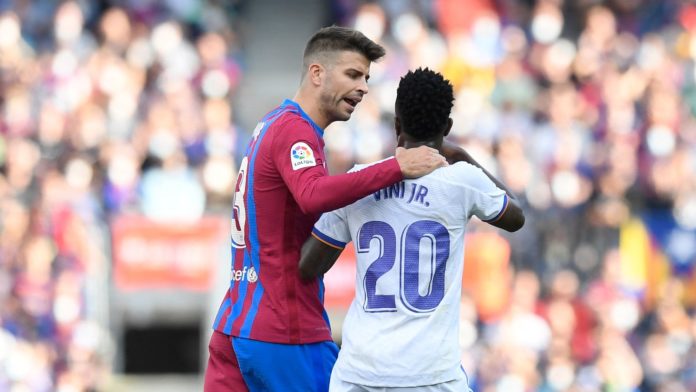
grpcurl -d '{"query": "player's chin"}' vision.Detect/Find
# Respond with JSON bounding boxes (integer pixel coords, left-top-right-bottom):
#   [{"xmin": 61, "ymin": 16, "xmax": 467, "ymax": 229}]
[
  {"xmin": 339, "ymin": 101, "xmax": 356, "ymax": 118},
  {"xmin": 335, "ymin": 109, "xmax": 353, "ymax": 122}
]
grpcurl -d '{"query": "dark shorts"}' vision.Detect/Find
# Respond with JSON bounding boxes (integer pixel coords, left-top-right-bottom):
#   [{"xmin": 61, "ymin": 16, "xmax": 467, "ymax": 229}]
[{"xmin": 204, "ymin": 331, "xmax": 339, "ymax": 392}]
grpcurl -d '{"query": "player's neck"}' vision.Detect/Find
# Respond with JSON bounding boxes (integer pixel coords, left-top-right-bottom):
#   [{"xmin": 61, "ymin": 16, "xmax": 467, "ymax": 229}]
[
  {"xmin": 292, "ymin": 92, "xmax": 329, "ymax": 129},
  {"xmin": 401, "ymin": 139, "xmax": 442, "ymax": 153}
]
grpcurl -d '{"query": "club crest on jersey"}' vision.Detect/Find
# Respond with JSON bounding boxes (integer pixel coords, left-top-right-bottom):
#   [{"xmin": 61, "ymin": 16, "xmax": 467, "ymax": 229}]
[{"xmin": 290, "ymin": 142, "xmax": 316, "ymax": 170}]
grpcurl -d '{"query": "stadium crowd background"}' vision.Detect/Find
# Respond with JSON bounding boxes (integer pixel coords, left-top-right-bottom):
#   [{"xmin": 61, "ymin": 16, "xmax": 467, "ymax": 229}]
[{"xmin": 1, "ymin": 0, "xmax": 696, "ymax": 390}]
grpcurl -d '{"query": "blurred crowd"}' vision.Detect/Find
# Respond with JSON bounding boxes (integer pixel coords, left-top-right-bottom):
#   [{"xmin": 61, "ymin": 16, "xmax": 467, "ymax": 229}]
[
  {"xmin": 2, "ymin": 0, "xmax": 696, "ymax": 391},
  {"xmin": 0, "ymin": 0, "xmax": 245, "ymax": 390},
  {"xmin": 327, "ymin": 0, "xmax": 696, "ymax": 391}
]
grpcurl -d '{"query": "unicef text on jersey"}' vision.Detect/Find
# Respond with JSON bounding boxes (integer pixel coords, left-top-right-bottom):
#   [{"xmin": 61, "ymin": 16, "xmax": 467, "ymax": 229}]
[{"xmin": 230, "ymin": 266, "xmax": 258, "ymax": 283}]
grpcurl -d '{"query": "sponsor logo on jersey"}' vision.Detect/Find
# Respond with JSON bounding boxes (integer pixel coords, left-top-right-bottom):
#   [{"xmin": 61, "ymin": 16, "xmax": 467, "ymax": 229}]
[
  {"xmin": 290, "ymin": 142, "xmax": 316, "ymax": 170},
  {"xmin": 247, "ymin": 266, "xmax": 258, "ymax": 283},
  {"xmin": 231, "ymin": 266, "xmax": 259, "ymax": 283}
]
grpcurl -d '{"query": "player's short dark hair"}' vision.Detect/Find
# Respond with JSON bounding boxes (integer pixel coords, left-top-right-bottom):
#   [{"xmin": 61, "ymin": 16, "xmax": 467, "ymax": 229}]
[
  {"xmin": 396, "ymin": 68, "xmax": 454, "ymax": 140},
  {"xmin": 303, "ymin": 26, "xmax": 385, "ymax": 67}
]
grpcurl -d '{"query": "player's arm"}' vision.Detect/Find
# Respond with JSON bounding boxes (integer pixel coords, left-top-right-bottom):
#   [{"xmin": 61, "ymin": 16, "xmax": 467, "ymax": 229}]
[
  {"xmin": 299, "ymin": 233, "xmax": 343, "ymax": 280},
  {"xmin": 482, "ymin": 193, "xmax": 524, "ymax": 232},
  {"xmin": 442, "ymin": 140, "xmax": 525, "ymax": 232},
  {"xmin": 299, "ymin": 209, "xmax": 350, "ymax": 280},
  {"xmin": 276, "ymin": 119, "xmax": 447, "ymax": 215}
]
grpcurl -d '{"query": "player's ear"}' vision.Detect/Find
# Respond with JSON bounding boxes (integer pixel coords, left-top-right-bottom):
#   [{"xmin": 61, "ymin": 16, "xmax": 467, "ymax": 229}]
[
  {"xmin": 444, "ymin": 118, "xmax": 453, "ymax": 137},
  {"xmin": 308, "ymin": 63, "xmax": 323, "ymax": 86},
  {"xmin": 394, "ymin": 117, "xmax": 406, "ymax": 147}
]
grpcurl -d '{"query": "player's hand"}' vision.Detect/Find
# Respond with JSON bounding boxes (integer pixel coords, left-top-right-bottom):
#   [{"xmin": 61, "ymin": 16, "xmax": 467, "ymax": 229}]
[{"xmin": 395, "ymin": 146, "xmax": 448, "ymax": 179}]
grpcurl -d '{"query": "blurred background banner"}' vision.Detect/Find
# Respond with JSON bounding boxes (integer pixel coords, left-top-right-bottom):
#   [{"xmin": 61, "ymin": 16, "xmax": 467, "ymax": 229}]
[
  {"xmin": 324, "ymin": 243, "xmax": 357, "ymax": 310},
  {"xmin": 111, "ymin": 215, "xmax": 226, "ymax": 292},
  {"xmin": 462, "ymin": 231, "xmax": 512, "ymax": 323}
]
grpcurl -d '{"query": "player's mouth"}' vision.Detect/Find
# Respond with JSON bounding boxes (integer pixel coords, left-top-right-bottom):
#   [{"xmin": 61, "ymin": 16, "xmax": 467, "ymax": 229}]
[{"xmin": 343, "ymin": 97, "xmax": 360, "ymax": 109}]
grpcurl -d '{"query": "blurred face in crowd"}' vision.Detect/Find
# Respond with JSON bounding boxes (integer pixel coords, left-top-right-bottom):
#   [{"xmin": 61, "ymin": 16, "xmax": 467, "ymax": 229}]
[
  {"xmin": 99, "ymin": 8, "xmax": 131, "ymax": 48},
  {"xmin": 54, "ymin": 1, "xmax": 84, "ymax": 45},
  {"xmin": 316, "ymin": 50, "xmax": 370, "ymax": 124}
]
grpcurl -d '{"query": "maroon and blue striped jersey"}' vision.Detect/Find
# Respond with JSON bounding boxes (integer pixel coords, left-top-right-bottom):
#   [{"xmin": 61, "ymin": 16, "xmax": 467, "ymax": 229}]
[{"xmin": 213, "ymin": 99, "xmax": 403, "ymax": 344}]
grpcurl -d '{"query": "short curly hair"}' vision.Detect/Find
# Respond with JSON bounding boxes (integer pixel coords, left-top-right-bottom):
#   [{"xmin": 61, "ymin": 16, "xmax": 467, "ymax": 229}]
[{"xmin": 395, "ymin": 68, "xmax": 454, "ymax": 140}]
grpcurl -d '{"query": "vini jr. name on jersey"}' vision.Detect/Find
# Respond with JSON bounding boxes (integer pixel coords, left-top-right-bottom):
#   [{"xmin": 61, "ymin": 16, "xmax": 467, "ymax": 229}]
[{"xmin": 373, "ymin": 181, "xmax": 430, "ymax": 207}]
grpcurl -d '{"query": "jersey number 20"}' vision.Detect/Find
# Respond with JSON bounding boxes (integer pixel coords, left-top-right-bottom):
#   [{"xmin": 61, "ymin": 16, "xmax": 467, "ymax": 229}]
[{"xmin": 358, "ymin": 220, "xmax": 450, "ymax": 313}]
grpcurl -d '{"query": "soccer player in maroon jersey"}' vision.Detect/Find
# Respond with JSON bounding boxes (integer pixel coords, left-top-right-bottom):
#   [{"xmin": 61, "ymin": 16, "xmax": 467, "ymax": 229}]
[{"xmin": 203, "ymin": 26, "xmax": 448, "ymax": 392}]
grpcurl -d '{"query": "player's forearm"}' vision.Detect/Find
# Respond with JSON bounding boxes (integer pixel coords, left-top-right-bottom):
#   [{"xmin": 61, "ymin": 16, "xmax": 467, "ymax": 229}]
[
  {"xmin": 441, "ymin": 140, "xmax": 518, "ymax": 200},
  {"xmin": 294, "ymin": 158, "xmax": 403, "ymax": 215},
  {"xmin": 299, "ymin": 236, "xmax": 342, "ymax": 280}
]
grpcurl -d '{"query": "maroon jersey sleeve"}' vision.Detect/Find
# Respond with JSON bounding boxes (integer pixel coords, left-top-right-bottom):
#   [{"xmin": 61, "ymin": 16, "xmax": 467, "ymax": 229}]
[{"xmin": 273, "ymin": 117, "xmax": 403, "ymax": 215}]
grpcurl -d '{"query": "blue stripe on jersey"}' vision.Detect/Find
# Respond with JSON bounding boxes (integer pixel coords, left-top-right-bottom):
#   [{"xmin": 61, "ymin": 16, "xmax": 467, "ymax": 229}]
[
  {"xmin": 224, "ymin": 249, "xmax": 250, "ymax": 333},
  {"xmin": 281, "ymin": 99, "xmax": 324, "ymax": 139},
  {"xmin": 483, "ymin": 194, "xmax": 509, "ymax": 223},
  {"xmin": 312, "ymin": 227, "xmax": 347, "ymax": 249},
  {"xmin": 318, "ymin": 277, "xmax": 331, "ymax": 330},
  {"xmin": 262, "ymin": 106, "xmax": 286, "ymax": 122},
  {"xmin": 220, "ymin": 245, "xmax": 238, "ymax": 333},
  {"xmin": 213, "ymin": 297, "xmax": 231, "ymax": 331},
  {"xmin": 215, "ymin": 245, "xmax": 237, "ymax": 332},
  {"xmin": 238, "ymin": 115, "xmax": 273, "ymax": 337}
]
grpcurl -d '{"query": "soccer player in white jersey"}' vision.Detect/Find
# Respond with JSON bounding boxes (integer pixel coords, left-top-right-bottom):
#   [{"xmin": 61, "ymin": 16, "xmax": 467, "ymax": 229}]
[{"xmin": 298, "ymin": 68, "xmax": 525, "ymax": 392}]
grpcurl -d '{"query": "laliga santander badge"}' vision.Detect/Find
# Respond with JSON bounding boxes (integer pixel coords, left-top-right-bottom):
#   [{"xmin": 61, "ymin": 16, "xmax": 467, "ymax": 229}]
[{"xmin": 290, "ymin": 142, "xmax": 317, "ymax": 170}]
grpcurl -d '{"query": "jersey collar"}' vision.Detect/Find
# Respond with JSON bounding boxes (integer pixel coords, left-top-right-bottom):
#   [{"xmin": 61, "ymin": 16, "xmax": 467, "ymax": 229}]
[{"xmin": 281, "ymin": 99, "xmax": 324, "ymax": 138}]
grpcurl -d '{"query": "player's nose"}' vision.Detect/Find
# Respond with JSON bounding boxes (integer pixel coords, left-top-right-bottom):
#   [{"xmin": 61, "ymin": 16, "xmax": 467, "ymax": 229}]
[{"xmin": 357, "ymin": 78, "xmax": 368, "ymax": 95}]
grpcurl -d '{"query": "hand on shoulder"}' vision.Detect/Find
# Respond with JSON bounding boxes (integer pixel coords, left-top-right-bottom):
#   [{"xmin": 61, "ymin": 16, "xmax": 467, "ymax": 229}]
[{"xmin": 395, "ymin": 146, "xmax": 448, "ymax": 179}]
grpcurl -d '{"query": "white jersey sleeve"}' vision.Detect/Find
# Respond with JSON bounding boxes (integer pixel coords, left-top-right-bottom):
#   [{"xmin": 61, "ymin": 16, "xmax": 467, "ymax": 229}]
[
  {"xmin": 312, "ymin": 207, "xmax": 351, "ymax": 248},
  {"xmin": 458, "ymin": 163, "xmax": 508, "ymax": 223}
]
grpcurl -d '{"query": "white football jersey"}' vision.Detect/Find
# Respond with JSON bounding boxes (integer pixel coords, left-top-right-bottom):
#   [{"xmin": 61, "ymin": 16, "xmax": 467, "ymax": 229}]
[{"xmin": 313, "ymin": 161, "xmax": 508, "ymax": 387}]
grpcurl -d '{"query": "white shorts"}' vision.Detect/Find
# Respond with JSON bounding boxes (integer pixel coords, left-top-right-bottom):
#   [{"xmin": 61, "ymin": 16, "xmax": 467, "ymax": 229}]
[{"xmin": 329, "ymin": 371, "xmax": 472, "ymax": 392}]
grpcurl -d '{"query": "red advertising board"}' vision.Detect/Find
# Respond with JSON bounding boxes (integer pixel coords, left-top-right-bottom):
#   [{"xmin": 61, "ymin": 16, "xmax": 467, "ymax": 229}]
[
  {"xmin": 111, "ymin": 215, "xmax": 228, "ymax": 291},
  {"xmin": 462, "ymin": 231, "xmax": 511, "ymax": 322},
  {"xmin": 323, "ymin": 243, "xmax": 357, "ymax": 309}
]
